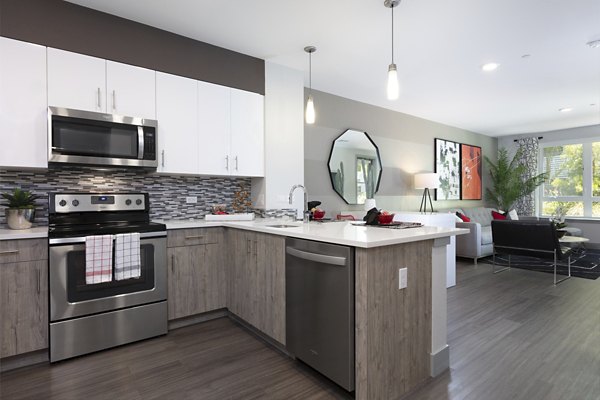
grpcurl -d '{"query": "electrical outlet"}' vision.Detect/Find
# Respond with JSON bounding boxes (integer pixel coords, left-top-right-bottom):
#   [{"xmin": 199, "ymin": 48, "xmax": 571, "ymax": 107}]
[
  {"xmin": 399, "ymin": 268, "xmax": 408, "ymax": 289},
  {"xmin": 185, "ymin": 196, "xmax": 197, "ymax": 204}
]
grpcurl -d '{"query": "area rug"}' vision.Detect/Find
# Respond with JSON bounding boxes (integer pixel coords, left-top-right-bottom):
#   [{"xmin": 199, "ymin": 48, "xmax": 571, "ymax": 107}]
[{"xmin": 479, "ymin": 249, "xmax": 600, "ymax": 280}]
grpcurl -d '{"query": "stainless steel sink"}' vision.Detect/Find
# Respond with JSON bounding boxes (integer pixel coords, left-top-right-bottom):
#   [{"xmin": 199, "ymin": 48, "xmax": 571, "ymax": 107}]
[{"xmin": 265, "ymin": 224, "xmax": 301, "ymax": 228}]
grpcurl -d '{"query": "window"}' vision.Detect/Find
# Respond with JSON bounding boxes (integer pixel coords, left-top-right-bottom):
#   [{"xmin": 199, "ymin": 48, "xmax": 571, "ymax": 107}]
[{"xmin": 540, "ymin": 140, "xmax": 600, "ymax": 218}]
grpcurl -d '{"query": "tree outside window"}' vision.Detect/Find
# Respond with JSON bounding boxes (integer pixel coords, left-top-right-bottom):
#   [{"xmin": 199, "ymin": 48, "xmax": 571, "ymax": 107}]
[{"xmin": 541, "ymin": 141, "xmax": 600, "ymax": 218}]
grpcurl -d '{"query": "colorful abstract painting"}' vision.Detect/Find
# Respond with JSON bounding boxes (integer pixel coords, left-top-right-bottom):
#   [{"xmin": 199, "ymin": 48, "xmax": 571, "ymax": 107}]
[
  {"xmin": 435, "ymin": 138, "xmax": 460, "ymax": 200},
  {"xmin": 461, "ymin": 144, "xmax": 482, "ymax": 200}
]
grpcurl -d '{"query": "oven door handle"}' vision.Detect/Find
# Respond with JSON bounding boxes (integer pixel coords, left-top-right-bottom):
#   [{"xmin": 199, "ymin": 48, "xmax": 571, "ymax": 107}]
[{"xmin": 49, "ymin": 230, "xmax": 166, "ymax": 245}]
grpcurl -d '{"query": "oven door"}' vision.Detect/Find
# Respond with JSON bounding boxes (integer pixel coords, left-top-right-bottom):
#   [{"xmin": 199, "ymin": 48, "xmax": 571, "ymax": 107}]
[{"xmin": 49, "ymin": 232, "xmax": 167, "ymax": 321}]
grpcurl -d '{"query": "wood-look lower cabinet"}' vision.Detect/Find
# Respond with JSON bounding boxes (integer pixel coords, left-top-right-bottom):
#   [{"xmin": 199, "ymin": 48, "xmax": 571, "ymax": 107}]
[
  {"xmin": 167, "ymin": 228, "xmax": 226, "ymax": 320},
  {"xmin": 0, "ymin": 239, "xmax": 48, "ymax": 358},
  {"xmin": 228, "ymin": 229, "xmax": 285, "ymax": 344}
]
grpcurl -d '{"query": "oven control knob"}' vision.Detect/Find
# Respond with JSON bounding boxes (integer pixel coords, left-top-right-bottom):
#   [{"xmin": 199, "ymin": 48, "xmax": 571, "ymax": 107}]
[
  {"xmin": 72, "ymin": 200, "xmax": 79, "ymax": 207},
  {"xmin": 136, "ymin": 199, "xmax": 143, "ymax": 206},
  {"xmin": 125, "ymin": 199, "xmax": 132, "ymax": 206},
  {"xmin": 59, "ymin": 200, "xmax": 67, "ymax": 207}
]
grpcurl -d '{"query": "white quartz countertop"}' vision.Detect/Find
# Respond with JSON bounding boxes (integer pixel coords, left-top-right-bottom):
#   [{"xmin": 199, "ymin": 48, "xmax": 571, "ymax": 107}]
[
  {"xmin": 158, "ymin": 219, "xmax": 468, "ymax": 248},
  {"xmin": 0, "ymin": 219, "xmax": 468, "ymax": 248},
  {"xmin": 0, "ymin": 226, "xmax": 48, "ymax": 240}
]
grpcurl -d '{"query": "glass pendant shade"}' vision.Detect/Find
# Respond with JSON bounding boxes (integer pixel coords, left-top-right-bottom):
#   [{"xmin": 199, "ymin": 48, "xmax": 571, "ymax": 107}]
[
  {"xmin": 305, "ymin": 95, "xmax": 316, "ymax": 124},
  {"xmin": 387, "ymin": 63, "xmax": 399, "ymax": 100}
]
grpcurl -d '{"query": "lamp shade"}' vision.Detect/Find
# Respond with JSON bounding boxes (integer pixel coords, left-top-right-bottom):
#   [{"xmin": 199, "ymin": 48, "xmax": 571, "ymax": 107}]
[{"xmin": 414, "ymin": 173, "xmax": 440, "ymax": 189}]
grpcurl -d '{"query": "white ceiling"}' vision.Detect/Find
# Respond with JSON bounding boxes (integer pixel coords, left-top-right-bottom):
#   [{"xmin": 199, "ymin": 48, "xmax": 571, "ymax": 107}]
[{"xmin": 68, "ymin": 0, "xmax": 600, "ymax": 137}]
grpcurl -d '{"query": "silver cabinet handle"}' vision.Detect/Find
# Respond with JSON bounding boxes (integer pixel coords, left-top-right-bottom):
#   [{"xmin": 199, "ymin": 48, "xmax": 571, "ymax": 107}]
[
  {"xmin": 0, "ymin": 250, "xmax": 19, "ymax": 255},
  {"xmin": 112, "ymin": 90, "xmax": 116, "ymax": 111},
  {"xmin": 185, "ymin": 235, "xmax": 204, "ymax": 240},
  {"xmin": 171, "ymin": 254, "xmax": 175, "ymax": 273},
  {"xmin": 37, "ymin": 269, "xmax": 41, "ymax": 294},
  {"xmin": 97, "ymin": 88, "xmax": 101, "ymax": 109},
  {"xmin": 235, "ymin": 156, "xmax": 238, "ymax": 171},
  {"xmin": 161, "ymin": 150, "xmax": 165, "ymax": 167},
  {"xmin": 225, "ymin": 155, "xmax": 229, "ymax": 170},
  {"xmin": 253, "ymin": 240, "xmax": 257, "ymax": 256}
]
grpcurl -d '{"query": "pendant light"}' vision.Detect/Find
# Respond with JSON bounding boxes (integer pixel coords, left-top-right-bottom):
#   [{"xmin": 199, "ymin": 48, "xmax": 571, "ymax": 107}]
[
  {"xmin": 304, "ymin": 46, "xmax": 317, "ymax": 124},
  {"xmin": 384, "ymin": 0, "xmax": 400, "ymax": 100}
]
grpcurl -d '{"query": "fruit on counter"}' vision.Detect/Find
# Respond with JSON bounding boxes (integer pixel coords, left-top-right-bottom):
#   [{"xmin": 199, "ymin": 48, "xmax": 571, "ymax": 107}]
[{"xmin": 214, "ymin": 211, "xmax": 228, "ymax": 215}]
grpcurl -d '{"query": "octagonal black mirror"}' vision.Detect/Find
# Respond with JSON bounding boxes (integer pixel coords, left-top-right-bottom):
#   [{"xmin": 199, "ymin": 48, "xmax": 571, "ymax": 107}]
[{"xmin": 328, "ymin": 129, "xmax": 382, "ymax": 205}]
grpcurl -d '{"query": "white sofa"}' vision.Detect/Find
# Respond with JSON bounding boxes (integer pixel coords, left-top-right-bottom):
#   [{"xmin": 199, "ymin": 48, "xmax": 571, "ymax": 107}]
[{"xmin": 441, "ymin": 207, "xmax": 497, "ymax": 264}]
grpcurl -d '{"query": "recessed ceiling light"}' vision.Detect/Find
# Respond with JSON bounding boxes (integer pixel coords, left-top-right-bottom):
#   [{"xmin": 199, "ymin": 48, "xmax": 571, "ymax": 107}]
[
  {"xmin": 481, "ymin": 63, "xmax": 500, "ymax": 72},
  {"xmin": 558, "ymin": 107, "xmax": 573, "ymax": 112},
  {"xmin": 587, "ymin": 40, "xmax": 600, "ymax": 48},
  {"xmin": 521, "ymin": 54, "xmax": 531, "ymax": 59}
]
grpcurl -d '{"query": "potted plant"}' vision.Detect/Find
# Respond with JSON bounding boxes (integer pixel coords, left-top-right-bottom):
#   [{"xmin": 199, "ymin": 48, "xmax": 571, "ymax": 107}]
[
  {"xmin": 484, "ymin": 148, "xmax": 548, "ymax": 213},
  {"xmin": 1, "ymin": 188, "xmax": 40, "ymax": 230}
]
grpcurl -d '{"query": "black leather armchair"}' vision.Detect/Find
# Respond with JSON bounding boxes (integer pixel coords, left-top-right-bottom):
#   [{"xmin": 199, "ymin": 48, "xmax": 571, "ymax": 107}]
[{"xmin": 491, "ymin": 220, "xmax": 572, "ymax": 285}]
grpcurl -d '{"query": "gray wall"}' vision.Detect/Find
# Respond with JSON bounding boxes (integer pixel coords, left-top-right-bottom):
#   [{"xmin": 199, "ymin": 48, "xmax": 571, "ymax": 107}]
[
  {"xmin": 0, "ymin": 0, "xmax": 264, "ymax": 94},
  {"xmin": 305, "ymin": 89, "xmax": 498, "ymax": 217}
]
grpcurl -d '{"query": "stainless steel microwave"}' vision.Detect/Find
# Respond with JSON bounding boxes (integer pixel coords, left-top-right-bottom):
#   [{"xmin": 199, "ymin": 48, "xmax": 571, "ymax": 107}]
[{"xmin": 48, "ymin": 107, "xmax": 158, "ymax": 168}]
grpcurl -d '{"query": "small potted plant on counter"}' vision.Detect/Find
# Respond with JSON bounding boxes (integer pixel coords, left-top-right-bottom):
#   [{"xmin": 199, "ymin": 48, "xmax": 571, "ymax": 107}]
[{"xmin": 2, "ymin": 188, "xmax": 40, "ymax": 230}]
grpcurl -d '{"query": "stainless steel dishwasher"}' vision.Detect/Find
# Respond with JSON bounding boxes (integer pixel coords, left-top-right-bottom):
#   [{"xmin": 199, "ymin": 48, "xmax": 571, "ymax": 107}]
[{"xmin": 285, "ymin": 237, "xmax": 355, "ymax": 392}]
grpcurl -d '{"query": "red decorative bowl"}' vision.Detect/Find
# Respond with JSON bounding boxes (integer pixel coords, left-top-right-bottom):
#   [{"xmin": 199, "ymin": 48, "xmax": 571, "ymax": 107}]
[
  {"xmin": 313, "ymin": 210, "xmax": 325, "ymax": 220},
  {"xmin": 378, "ymin": 213, "xmax": 394, "ymax": 224}
]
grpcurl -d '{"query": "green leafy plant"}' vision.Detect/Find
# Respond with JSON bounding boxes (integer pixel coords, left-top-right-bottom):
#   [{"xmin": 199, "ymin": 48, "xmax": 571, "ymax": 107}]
[
  {"xmin": 484, "ymin": 148, "xmax": 548, "ymax": 211},
  {"xmin": 1, "ymin": 188, "xmax": 39, "ymax": 209}
]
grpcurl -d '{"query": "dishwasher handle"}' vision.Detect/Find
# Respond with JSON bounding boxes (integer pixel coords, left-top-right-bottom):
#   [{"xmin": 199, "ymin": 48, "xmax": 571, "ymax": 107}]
[{"xmin": 286, "ymin": 246, "xmax": 347, "ymax": 266}]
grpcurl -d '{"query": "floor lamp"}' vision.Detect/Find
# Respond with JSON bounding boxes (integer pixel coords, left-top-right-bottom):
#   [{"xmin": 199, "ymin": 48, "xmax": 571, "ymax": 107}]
[{"xmin": 414, "ymin": 173, "xmax": 439, "ymax": 213}]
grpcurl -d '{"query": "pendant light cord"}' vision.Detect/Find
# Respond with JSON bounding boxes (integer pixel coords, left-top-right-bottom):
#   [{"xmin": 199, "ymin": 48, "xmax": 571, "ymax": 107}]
[
  {"xmin": 309, "ymin": 51, "xmax": 312, "ymax": 91},
  {"xmin": 391, "ymin": 6, "xmax": 394, "ymax": 64}
]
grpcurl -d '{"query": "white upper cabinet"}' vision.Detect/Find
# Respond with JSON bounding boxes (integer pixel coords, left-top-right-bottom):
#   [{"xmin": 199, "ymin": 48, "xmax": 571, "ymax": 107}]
[
  {"xmin": 197, "ymin": 81, "xmax": 231, "ymax": 176},
  {"xmin": 230, "ymin": 89, "xmax": 264, "ymax": 177},
  {"xmin": 0, "ymin": 37, "xmax": 48, "ymax": 168},
  {"xmin": 156, "ymin": 72, "xmax": 199, "ymax": 174},
  {"xmin": 47, "ymin": 48, "xmax": 106, "ymax": 113},
  {"xmin": 106, "ymin": 61, "xmax": 156, "ymax": 119},
  {"xmin": 48, "ymin": 48, "xmax": 156, "ymax": 119}
]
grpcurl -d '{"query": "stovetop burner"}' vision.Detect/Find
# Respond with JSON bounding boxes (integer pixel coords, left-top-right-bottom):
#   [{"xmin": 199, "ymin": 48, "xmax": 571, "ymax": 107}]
[{"xmin": 48, "ymin": 192, "xmax": 166, "ymax": 238}]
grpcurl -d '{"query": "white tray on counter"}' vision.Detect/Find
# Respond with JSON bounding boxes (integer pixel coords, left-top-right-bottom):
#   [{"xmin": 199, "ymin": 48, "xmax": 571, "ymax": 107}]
[{"xmin": 204, "ymin": 213, "xmax": 255, "ymax": 221}]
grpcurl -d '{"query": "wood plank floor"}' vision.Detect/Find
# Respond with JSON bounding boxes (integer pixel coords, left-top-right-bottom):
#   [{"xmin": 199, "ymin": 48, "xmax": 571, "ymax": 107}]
[{"xmin": 1, "ymin": 261, "xmax": 599, "ymax": 400}]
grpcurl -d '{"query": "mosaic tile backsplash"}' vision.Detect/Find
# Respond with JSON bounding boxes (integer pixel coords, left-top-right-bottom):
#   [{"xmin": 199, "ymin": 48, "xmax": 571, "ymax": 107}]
[{"xmin": 0, "ymin": 167, "xmax": 252, "ymax": 227}]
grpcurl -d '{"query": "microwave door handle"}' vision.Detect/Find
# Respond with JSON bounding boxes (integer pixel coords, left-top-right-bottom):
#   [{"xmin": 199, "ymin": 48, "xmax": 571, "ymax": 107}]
[{"xmin": 137, "ymin": 127, "xmax": 144, "ymax": 159}]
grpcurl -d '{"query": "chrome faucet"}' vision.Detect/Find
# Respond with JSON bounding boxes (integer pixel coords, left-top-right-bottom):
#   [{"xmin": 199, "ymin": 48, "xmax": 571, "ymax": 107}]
[{"xmin": 289, "ymin": 184, "xmax": 309, "ymax": 222}]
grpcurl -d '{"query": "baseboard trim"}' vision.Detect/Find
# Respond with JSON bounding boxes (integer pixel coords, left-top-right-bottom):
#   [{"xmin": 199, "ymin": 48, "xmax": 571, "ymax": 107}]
[
  {"xmin": 430, "ymin": 345, "xmax": 450, "ymax": 377},
  {"xmin": 0, "ymin": 349, "xmax": 49, "ymax": 373},
  {"xmin": 168, "ymin": 309, "xmax": 228, "ymax": 331},
  {"xmin": 227, "ymin": 312, "xmax": 290, "ymax": 357}
]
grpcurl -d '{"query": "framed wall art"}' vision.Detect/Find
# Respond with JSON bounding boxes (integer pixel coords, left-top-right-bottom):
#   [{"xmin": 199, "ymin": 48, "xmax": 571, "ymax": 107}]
[
  {"xmin": 460, "ymin": 144, "xmax": 482, "ymax": 200},
  {"xmin": 434, "ymin": 138, "xmax": 461, "ymax": 200}
]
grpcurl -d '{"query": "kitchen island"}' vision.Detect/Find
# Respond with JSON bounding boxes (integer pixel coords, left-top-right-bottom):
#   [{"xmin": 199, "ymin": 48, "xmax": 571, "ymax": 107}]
[
  {"xmin": 161, "ymin": 218, "xmax": 467, "ymax": 399},
  {"xmin": 0, "ymin": 219, "xmax": 466, "ymax": 399}
]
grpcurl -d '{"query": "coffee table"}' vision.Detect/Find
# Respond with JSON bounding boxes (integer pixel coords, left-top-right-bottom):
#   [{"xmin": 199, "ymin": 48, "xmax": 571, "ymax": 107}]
[{"xmin": 559, "ymin": 236, "xmax": 589, "ymax": 255}]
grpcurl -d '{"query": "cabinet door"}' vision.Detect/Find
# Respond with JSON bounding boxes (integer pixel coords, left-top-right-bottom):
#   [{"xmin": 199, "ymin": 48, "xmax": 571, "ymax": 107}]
[
  {"xmin": 255, "ymin": 233, "xmax": 286, "ymax": 344},
  {"xmin": 47, "ymin": 48, "xmax": 106, "ymax": 113},
  {"xmin": 167, "ymin": 245, "xmax": 206, "ymax": 320},
  {"xmin": 106, "ymin": 61, "xmax": 156, "ymax": 119},
  {"xmin": 156, "ymin": 72, "xmax": 199, "ymax": 174},
  {"xmin": 197, "ymin": 81, "xmax": 231, "ymax": 175},
  {"xmin": 227, "ymin": 229, "xmax": 257, "ymax": 325},
  {"xmin": 0, "ymin": 260, "xmax": 48, "ymax": 357},
  {"xmin": 230, "ymin": 89, "xmax": 264, "ymax": 177},
  {"xmin": 205, "ymin": 242, "xmax": 227, "ymax": 310},
  {"xmin": 0, "ymin": 37, "xmax": 47, "ymax": 169}
]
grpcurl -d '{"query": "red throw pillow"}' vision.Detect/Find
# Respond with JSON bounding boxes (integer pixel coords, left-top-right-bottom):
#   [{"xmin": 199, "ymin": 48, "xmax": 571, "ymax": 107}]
[
  {"xmin": 491, "ymin": 210, "xmax": 507, "ymax": 220},
  {"xmin": 456, "ymin": 212, "xmax": 471, "ymax": 222}
]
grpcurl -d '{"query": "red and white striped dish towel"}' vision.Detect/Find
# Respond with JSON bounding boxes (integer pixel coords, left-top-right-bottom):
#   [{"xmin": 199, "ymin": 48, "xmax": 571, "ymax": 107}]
[
  {"xmin": 115, "ymin": 233, "xmax": 141, "ymax": 280},
  {"xmin": 85, "ymin": 235, "xmax": 114, "ymax": 284}
]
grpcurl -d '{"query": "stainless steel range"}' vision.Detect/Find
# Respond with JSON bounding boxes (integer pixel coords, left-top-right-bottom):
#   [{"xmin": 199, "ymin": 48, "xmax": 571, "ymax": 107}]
[{"xmin": 48, "ymin": 192, "xmax": 167, "ymax": 362}]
